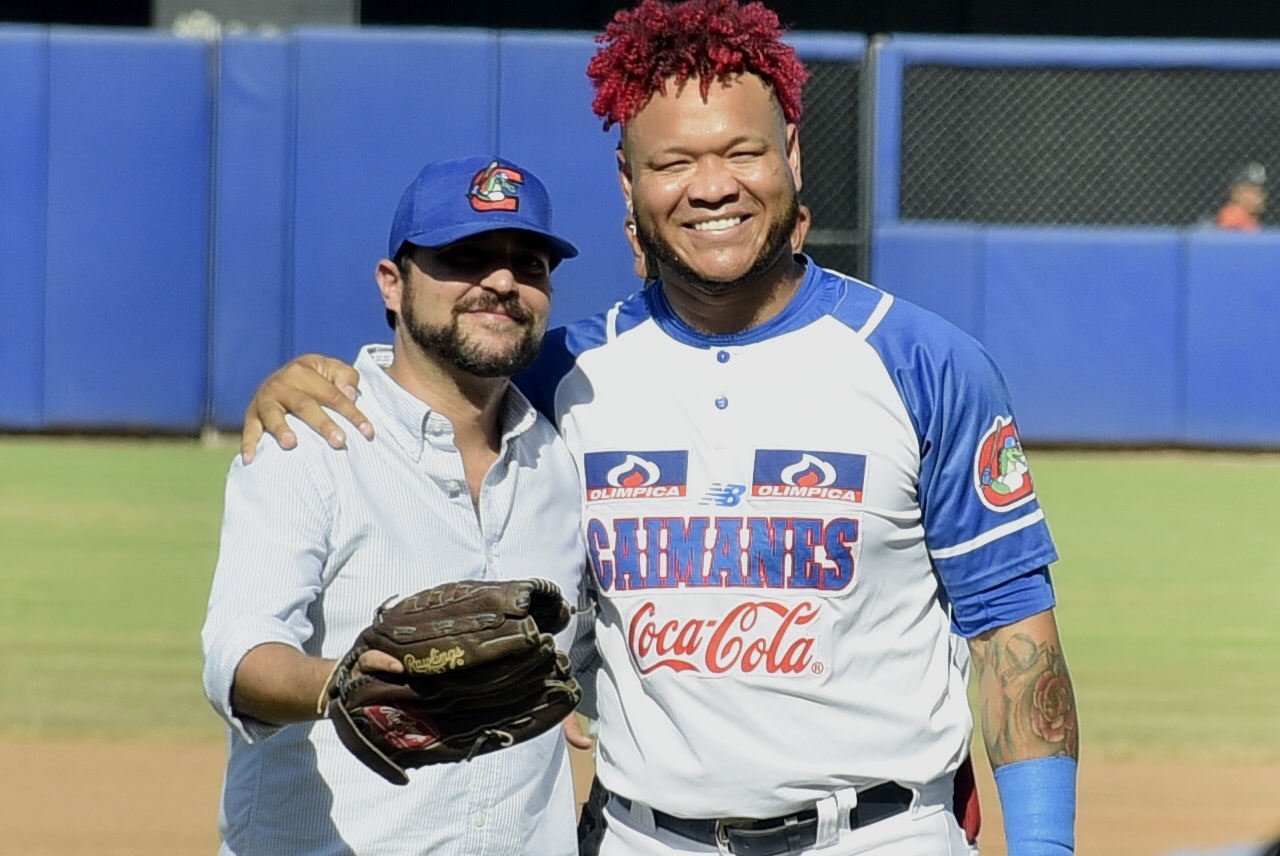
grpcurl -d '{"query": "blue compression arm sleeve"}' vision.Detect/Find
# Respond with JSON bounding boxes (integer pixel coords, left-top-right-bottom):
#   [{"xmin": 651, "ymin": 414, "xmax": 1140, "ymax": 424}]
[{"xmin": 993, "ymin": 756, "xmax": 1077, "ymax": 855}]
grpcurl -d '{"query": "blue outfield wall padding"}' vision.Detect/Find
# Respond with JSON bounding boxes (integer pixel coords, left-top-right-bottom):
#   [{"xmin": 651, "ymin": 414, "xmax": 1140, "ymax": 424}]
[
  {"xmin": 880, "ymin": 34, "xmax": 1280, "ymax": 71},
  {"xmin": 787, "ymin": 32, "xmax": 867, "ymax": 62},
  {"xmin": 982, "ymin": 228, "xmax": 1182, "ymax": 443},
  {"xmin": 870, "ymin": 39, "xmax": 905, "ymax": 225},
  {"xmin": 871, "ymin": 223, "xmax": 984, "ymax": 340},
  {"xmin": 44, "ymin": 30, "xmax": 211, "ymax": 431},
  {"xmin": 497, "ymin": 32, "xmax": 639, "ymax": 327},
  {"xmin": 1184, "ymin": 230, "xmax": 1280, "ymax": 446},
  {"xmin": 290, "ymin": 29, "xmax": 499, "ymax": 363},
  {"xmin": 211, "ymin": 35, "xmax": 292, "ymax": 430},
  {"xmin": 0, "ymin": 27, "xmax": 48, "ymax": 429}
]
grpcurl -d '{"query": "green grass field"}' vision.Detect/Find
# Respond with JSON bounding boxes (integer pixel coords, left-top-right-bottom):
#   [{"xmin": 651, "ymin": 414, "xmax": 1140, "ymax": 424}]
[
  {"xmin": 0, "ymin": 438, "xmax": 233, "ymax": 735},
  {"xmin": 1035, "ymin": 451, "xmax": 1280, "ymax": 758},
  {"xmin": 0, "ymin": 439, "xmax": 1276, "ymax": 756}
]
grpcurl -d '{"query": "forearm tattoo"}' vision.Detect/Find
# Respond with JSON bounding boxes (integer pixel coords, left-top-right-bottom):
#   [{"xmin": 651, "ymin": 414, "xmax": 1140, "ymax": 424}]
[{"xmin": 974, "ymin": 632, "xmax": 1079, "ymax": 768}]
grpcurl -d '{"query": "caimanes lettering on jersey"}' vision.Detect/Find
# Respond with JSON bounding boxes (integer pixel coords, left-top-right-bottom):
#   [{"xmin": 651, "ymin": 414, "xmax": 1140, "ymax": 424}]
[{"xmin": 584, "ymin": 448, "xmax": 864, "ymax": 678}]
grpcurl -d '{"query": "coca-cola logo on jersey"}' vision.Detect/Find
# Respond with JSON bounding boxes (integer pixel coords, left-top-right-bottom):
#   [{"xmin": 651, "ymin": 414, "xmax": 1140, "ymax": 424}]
[{"xmin": 627, "ymin": 599, "xmax": 824, "ymax": 676}]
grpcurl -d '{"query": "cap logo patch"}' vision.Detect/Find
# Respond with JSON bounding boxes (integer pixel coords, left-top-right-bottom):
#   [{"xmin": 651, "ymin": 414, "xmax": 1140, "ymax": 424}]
[
  {"xmin": 469, "ymin": 161, "xmax": 524, "ymax": 212},
  {"xmin": 974, "ymin": 415, "xmax": 1036, "ymax": 511}
]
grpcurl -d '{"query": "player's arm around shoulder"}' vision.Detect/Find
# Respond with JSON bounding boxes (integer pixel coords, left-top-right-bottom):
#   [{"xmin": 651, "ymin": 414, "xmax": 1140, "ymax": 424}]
[
  {"xmin": 969, "ymin": 607, "xmax": 1079, "ymax": 855},
  {"xmin": 240, "ymin": 353, "xmax": 372, "ymax": 461}
]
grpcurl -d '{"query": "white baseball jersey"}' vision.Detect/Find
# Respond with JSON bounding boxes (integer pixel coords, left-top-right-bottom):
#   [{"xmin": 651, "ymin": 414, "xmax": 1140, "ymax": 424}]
[{"xmin": 519, "ymin": 259, "xmax": 1058, "ymax": 820}]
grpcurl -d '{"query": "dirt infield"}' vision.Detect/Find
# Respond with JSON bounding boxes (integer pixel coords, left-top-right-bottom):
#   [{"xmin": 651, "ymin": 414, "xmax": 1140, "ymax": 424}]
[
  {"xmin": 970, "ymin": 750, "xmax": 1280, "ymax": 856},
  {"xmin": 0, "ymin": 737, "xmax": 225, "ymax": 856},
  {"xmin": 0, "ymin": 737, "xmax": 1274, "ymax": 856}
]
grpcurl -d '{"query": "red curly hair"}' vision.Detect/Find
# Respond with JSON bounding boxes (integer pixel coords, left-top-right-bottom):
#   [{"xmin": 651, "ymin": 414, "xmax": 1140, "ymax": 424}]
[{"xmin": 587, "ymin": 0, "xmax": 807, "ymax": 130}]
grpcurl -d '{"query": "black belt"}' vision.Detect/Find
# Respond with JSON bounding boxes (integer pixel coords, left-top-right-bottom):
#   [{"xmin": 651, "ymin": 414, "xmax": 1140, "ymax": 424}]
[{"xmin": 612, "ymin": 781, "xmax": 913, "ymax": 856}]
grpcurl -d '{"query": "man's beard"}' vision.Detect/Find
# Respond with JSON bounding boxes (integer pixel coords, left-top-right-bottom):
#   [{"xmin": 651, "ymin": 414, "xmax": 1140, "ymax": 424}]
[
  {"xmin": 400, "ymin": 288, "xmax": 543, "ymax": 379},
  {"xmin": 633, "ymin": 194, "xmax": 799, "ymax": 297}
]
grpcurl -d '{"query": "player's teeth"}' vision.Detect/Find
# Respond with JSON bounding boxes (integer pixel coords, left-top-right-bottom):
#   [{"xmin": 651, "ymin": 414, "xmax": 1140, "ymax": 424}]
[{"xmin": 693, "ymin": 217, "xmax": 742, "ymax": 231}]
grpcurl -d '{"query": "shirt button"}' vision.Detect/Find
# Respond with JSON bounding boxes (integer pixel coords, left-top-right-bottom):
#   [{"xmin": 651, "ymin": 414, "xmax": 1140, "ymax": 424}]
[
  {"xmin": 445, "ymin": 480, "xmax": 466, "ymax": 497},
  {"xmin": 472, "ymin": 812, "xmax": 486, "ymax": 828},
  {"xmin": 716, "ymin": 350, "xmax": 730, "ymax": 363},
  {"xmin": 715, "ymin": 396, "xmax": 729, "ymax": 410}
]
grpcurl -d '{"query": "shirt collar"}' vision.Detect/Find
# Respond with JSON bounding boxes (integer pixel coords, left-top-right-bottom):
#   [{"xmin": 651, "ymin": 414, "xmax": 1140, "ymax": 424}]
[{"xmin": 354, "ymin": 345, "xmax": 538, "ymax": 461}]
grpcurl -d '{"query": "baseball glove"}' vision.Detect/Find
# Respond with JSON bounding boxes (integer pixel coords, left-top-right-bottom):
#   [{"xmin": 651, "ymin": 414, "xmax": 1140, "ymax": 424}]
[{"xmin": 326, "ymin": 578, "xmax": 581, "ymax": 785}]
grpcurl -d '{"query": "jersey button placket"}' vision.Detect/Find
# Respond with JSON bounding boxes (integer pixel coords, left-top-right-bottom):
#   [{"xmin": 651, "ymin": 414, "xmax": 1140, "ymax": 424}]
[
  {"xmin": 715, "ymin": 348, "xmax": 732, "ymax": 410},
  {"xmin": 709, "ymin": 348, "xmax": 735, "ymax": 449}
]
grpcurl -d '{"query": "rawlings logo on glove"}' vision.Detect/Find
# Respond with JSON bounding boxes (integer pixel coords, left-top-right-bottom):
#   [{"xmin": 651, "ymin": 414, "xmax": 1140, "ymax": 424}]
[{"xmin": 404, "ymin": 648, "xmax": 466, "ymax": 674}]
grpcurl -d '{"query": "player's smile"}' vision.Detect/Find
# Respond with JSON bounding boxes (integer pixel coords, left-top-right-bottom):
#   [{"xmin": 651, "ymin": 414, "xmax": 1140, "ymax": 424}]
[
  {"xmin": 689, "ymin": 215, "xmax": 746, "ymax": 231},
  {"xmin": 685, "ymin": 213, "xmax": 752, "ymax": 238}
]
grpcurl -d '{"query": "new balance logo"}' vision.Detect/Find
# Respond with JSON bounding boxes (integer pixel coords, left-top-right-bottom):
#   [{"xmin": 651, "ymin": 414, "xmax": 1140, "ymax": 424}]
[{"xmin": 699, "ymin": 483, "xmax": 746, "ymax": 507}]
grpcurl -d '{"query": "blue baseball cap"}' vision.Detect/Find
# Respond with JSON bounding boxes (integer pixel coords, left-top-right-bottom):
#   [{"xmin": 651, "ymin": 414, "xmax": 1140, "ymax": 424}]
[{"xmin": 388, "ymin": 156, "xmax": 579, "ymax": 262}]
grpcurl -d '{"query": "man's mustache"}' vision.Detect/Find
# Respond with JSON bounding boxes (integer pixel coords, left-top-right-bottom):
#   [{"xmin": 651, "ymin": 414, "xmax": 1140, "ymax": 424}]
[{"xmin": 454, "ymin": 292, "xmax": 534, "ymax": 324}]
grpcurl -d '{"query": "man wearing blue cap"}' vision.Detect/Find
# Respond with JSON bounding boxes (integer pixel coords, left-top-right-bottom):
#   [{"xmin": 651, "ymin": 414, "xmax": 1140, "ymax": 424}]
[{"xmin": 201, "ymin": 156, "xmax": 587, "ymax": 856}]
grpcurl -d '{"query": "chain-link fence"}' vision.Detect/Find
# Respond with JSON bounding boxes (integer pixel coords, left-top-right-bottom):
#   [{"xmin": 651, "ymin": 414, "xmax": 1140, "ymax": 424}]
[
  {"xmin": 900, "ymin": 65, "xmax": 1280, "ymax": 226},
  {"xmin": 799, "ymin": 59, "xmax": 866, "ymax": 277}
]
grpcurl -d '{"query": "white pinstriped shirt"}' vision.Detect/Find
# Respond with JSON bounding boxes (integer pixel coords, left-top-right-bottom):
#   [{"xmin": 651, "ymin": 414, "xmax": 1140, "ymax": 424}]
[{"xmin": 202, "ymin": 344, "xmax": 587, "ymax": 856}]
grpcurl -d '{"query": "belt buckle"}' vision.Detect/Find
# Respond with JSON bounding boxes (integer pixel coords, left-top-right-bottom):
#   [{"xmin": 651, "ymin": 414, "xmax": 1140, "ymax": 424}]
[
  {"xmin": 713, "ymin": 818, "xmax": 736, "ymax": 856},
  {"xmin": 715, "ymin": 815, "xmax": 802, "ymax": 856},
  {"xmin": 714, "ymin": 817, "xmax": 767, "ymax": 856}
]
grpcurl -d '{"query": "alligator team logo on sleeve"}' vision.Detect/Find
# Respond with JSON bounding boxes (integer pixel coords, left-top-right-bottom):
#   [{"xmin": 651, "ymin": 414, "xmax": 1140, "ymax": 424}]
[
  {"xmin": 751, "ymin": 450, "xmax": 866, "ymax": 504},
  {"xmin": 974, "ymin": 416, "xmax": 1036, "ymax": 511},
  {"xmin": 583, "ymin": 451, "xmax": 688, "ymax": 503},
  {"xmin": 468, "ymin": 161, "xmax": 524, "ymax": 212}
]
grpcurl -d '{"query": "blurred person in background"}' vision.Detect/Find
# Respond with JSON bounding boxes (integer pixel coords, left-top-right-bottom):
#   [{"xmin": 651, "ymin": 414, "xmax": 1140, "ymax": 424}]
[{"xmin": 1216, "ymin": 162, "xmax": 1267, "ymax": 231}]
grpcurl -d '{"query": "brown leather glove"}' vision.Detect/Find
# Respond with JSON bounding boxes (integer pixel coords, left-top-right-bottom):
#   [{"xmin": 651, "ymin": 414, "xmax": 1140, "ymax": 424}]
[{"xmin": 327, "ymin": 579, "xmax": 580, "ymax": 784}]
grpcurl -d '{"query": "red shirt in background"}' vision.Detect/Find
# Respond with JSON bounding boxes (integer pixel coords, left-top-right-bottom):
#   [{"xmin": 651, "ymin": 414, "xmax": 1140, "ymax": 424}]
[{"xmin": 1217, "ymin": 201, "xmax": 1262, "ymax": 231}]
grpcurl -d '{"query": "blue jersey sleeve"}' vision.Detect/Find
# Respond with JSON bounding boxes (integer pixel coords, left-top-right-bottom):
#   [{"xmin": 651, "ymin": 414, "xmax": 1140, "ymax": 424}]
[
  {"xmin": 864, "ymin": 297, "xmax": 1059, "ymax": 635},
  {"xmin": 515, "ymin": 289, "xmax": 651, "ymax": 424},
  {"xmin": 515, "ymin": 315, "xmax": 610, "ymax": 424},
  {"xmin": 948, "ymin": 565, "xmax": 1055, "ymax": 638}
]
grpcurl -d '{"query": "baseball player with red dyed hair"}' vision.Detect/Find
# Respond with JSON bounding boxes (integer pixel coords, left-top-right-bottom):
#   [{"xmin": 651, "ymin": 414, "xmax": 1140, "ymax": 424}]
[{"xmin": 243, "ymin": 2, "xmax": 1079, "ymax": 854}]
